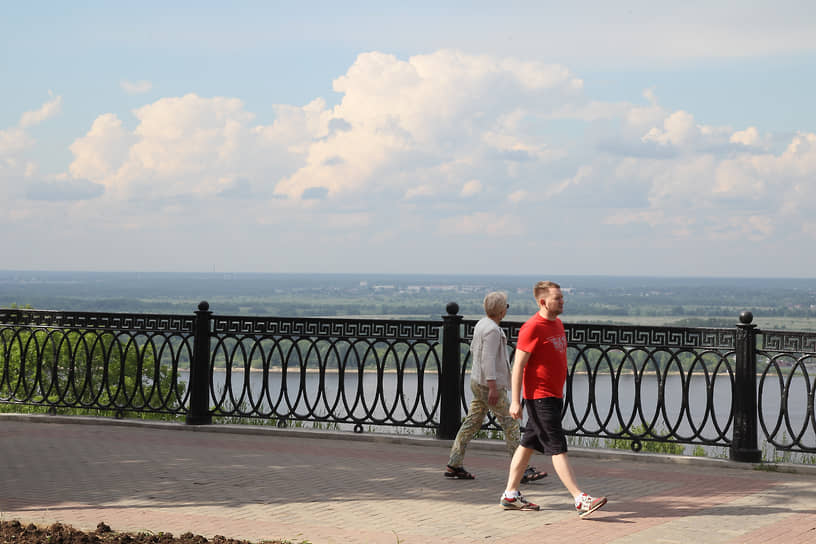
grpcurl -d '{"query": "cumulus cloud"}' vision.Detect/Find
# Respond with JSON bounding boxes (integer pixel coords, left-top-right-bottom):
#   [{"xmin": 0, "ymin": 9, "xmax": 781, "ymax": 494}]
[
  {"xmin": 461, "ymin": 179, "xmax": 481, "ymax": 196},
  {"xmin": 67, "ymin": 93, "xmax": 329, "ymax": 200},
  {"xmin": 6, "ymin": 49, "xmax": 816, "ymax": 274},
  {"xmin": 273, "ymin": 50, "xmax": 583, "ymax": 200},
  {"xmin": 19, "ymin": 93, "xmax": 62, "ymax": 128},
  {"xmin": 0, "ymin": 127, "xmax": 33, "ymax": 156},
  {"xmin": 404, "ymin": 185, "xmax": 436, "ymax": 199},
  {"xmin": 507, "ymin": 189, "xmax": 528, "ymax": 203},
  {"xmin": 730, "ymin": 126, "xmax": 761, "ymax": 147},
  {"xmin": 642, "ymin": 110, "xmax": 699, "ymax": 148},
  {"xmin": 1, "ymin": 95, "xmax": 66, "ymax": 204},
  {"xmin": 0, "ymin": 95, "xmax": 63, "ymax": 157},
  {"xmin": 69, "ymin": 113, "xmax": 134, "ymax": 184},
  {"xmin": 120, "ymin": 80, "xmax": 153, "ymax": 94},
  {"xmin": 439, "ymin": 212, "xmax": 524, "ymax": 237}
]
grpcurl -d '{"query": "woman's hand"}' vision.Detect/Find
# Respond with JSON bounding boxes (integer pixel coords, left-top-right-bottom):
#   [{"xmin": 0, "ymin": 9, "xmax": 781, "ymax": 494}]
[{"xmin": 487, "ymin": 381, "xmax": 499, "ymax": 406}]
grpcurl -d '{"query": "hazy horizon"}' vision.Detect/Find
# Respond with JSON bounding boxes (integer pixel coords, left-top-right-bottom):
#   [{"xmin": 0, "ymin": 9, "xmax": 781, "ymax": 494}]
[{"xmin": 3, "ymin": 268, "xmax": 816, "ymax": 282}]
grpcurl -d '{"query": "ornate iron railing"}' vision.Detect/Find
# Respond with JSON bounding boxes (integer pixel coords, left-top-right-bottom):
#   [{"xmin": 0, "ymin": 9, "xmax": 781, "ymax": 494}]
[
  {"xmin": 461, "ymin": 319, "xmax": 739, "ymax": 451},
  {"xmin": 204, "ymin": 310, "xmax": 442, "ymax": 431},
  {"xmin": 0, "ymin": 308, "xmax": 193, "ymax": 417},
  {"xmin": 2, "ymin": 303, "xmax": 815, "ymax": 460},
  {"xmin": 757, "ymin": 331, "xmax": 816, "ymax": 452}
]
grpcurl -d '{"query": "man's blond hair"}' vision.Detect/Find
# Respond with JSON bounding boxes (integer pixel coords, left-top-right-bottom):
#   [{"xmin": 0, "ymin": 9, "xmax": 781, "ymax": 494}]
[{"xmin": 533, "ymin": 281, "xmax": 561, "ymax": 301}]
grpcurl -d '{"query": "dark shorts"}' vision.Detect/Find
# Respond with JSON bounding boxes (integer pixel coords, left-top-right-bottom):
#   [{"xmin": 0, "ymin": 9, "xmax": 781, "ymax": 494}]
[{"xmin": 520, "ymin": 397, "xmax": 568, "ymax": 455}]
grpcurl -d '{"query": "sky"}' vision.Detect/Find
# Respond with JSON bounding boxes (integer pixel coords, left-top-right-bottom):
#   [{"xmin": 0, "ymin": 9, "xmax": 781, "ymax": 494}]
[{"xmin": 2, "ymin": 1, "xmax": 816, "ymax": 277}]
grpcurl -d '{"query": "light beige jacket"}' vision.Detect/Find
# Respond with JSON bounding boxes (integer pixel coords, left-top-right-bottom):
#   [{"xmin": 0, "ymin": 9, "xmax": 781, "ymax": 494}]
[{"xmin": 469, "ymin": 316, "xmax": 510, "ymax": 389}]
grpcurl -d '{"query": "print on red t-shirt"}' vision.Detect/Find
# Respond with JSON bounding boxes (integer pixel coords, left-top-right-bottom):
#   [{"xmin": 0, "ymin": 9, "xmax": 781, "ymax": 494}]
[{"xmin": 515, "ymin": 314, "xmax": 568, "ymax": 400}]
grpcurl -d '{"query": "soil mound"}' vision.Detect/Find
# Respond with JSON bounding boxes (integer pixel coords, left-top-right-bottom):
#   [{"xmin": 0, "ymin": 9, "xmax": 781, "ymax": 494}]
[{"xmin": 0, "ymin": 521, "xmax": 287, "ymax": 544}]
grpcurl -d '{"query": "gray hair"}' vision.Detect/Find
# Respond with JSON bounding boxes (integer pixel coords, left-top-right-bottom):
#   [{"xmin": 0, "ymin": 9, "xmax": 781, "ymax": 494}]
[{"xmin": 483, "ymin": 291, "xmax": 508, "ymax": 318}]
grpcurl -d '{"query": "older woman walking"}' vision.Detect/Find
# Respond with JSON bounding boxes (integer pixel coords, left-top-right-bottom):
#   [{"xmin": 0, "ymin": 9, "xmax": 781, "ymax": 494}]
[{"xmin": 444, "ymin": 291, "xmax": 546, "ymax": 484}]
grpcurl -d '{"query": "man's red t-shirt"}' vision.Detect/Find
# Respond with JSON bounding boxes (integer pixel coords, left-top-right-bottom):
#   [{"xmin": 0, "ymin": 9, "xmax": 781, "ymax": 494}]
[{"xmin": 516, "ymin": 314, "xmax": 568, "ymax": 400}]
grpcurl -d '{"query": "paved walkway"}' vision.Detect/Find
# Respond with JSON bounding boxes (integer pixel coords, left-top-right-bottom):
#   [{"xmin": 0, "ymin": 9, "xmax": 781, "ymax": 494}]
[{"xmin": 1, "ymin": 414, "xmax": 815, "ymax": 544}]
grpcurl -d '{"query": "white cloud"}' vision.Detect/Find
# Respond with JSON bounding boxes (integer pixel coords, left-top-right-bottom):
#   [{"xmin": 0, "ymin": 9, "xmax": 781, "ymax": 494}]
[
  {"xmin": 0, "ymin": 127, "xmax": 32, "ymax": 156},
  {"xmin": 642, "ymin": 110, "xmax": 698, "ymax": 147},
  {"xmin": 67, "ymin": 93, "xmax": 327, "ymax": 201},
  {"xmin": 597, "ymin": 127, "xmax": 816, "ymax": 242},
  {"xmin": 461, "ymin": 179, "xmax": 481, "ymax": 196},
  {"xmin": 6, "ymin": 48, "xmax": 816, "ymax": 275},
  {"xmin": 1, "ymin": 95, "xmax": 63, "ymax": 157},
  {"xmin": 507, "ymin": 190, "xmax": 528, "ymax": 203},
  {"xmin": 439, "ymin": 211, "xmax": 523, "ymax": 237},
  {"xmin": 120, "ymin": 80, "xmax": 153, "ymax": 94},
  {"xmin": 19, "ymin": 93, "xmax": 62, "ymax": 128},
  {"xmin": 730, "ymin": 126, "xmax": 761, "ymax": 147},
  {"xmin": 604, "ymin": 209, "xmax": 666, "ymax": 228},
  {"xmin": 273, "ymin": 50, "xmax": 583, "ymax": 200},
  {"xmin": 69, "ymin": 113, "xmax": 134, "ymax": 185},
  {"xmin": 404, "ymin": 185, "xmax": 436, "ymax": 199},
  {"xmin": 128, "ymin": 94, "xmax": 254, "ymax": 177}
]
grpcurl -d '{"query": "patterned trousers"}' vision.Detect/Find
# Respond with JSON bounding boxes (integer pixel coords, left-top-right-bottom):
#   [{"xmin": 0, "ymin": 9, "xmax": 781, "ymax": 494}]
[{"xmin": 447, "ymin": 381, "xmax": 520, "ymax": 467}]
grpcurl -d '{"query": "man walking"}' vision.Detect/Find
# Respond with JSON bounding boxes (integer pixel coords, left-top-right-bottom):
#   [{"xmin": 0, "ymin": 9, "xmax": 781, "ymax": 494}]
[
  {"xmin": 445, "ymin": 291, "xmax": 546, "ymax": 484},
  {"xmin": 500, "ymin": 281, "xmax": 607, "ymax": 518}
]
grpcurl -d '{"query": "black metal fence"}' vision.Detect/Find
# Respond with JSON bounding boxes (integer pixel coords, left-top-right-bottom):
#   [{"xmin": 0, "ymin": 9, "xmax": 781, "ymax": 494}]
[{"xmin": 1, "ymin": 302, "xmax": 815, "ymax": 462}]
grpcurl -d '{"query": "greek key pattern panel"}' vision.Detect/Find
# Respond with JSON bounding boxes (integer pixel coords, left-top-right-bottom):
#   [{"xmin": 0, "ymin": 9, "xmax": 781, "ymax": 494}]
[
  {"xmin": 463, "ymin": 320, "xmax": 523, "ymax": 342},
  {"xmin": 0, "ymin": 309, "xmax": 194, "ymax": 333},
  {"xmin": 463, "ymin": 320, "xmax": 735, "ymax": 349},
  {"xmin": 760, "ymin": 331, "xmax": 816, "ymax": 353},
  {"xmin": 212, "ymin": 316, "xmax": 441, "ymax": 341},
  {"xmin": 566, "ymin": 324, "xmax": 735, "ymax": 348}
]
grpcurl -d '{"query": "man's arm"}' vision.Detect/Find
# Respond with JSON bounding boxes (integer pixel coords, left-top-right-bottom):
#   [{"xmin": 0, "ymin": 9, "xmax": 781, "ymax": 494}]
[{"xmin": 509, "ymin": 348, "xmax": 530, "ymax": 419}]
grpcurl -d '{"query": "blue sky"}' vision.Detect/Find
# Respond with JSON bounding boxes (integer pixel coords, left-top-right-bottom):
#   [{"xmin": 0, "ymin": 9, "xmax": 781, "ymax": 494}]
[{"xmin": 2, "ymin": 1, "xmax": 816, "ymax": 277}]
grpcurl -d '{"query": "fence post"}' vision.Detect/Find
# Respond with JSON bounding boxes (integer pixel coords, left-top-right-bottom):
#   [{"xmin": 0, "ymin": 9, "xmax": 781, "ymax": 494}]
[
  {"xmin": 186, "ymin": 300, "xmax": 213, "ymax": 425},
  {"xmin": 438, "ymin": 302, "xmax": 463, "ymax": 440},
  {"xmin": 730, "ymin": 311, "xmax": 761, "ymax": 462}
]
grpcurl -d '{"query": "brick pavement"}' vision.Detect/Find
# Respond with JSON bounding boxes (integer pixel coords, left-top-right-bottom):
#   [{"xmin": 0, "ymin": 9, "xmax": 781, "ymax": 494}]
[{"xmin": 1, "ymin": 414, "xmax": 815, "ymax": 543}]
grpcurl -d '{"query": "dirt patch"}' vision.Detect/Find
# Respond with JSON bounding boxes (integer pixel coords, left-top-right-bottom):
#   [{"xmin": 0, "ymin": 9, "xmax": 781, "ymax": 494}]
[{"xmin": 0, "ymin": 521, "xmax": 290, "ymax": 544}]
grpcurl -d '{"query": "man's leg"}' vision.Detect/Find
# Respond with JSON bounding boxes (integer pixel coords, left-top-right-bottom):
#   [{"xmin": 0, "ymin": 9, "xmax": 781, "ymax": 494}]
[
  {"xmin": 553, "ymin": 452, "xmax": 608, "ymax": 517},
  {"xmin": 492, "ymin": 393, "xmax": 544, "ymax": 481},
  {"xmin": 504, "ymin": 445, "xmax": 534, "ymax": 495},
  {"xmin": 447, "ymin": 382, "xmax": 489, "ymax": 469},
  {"xmin": 551, "ymin": 452, "xmax": 581, "ymax": 497}
]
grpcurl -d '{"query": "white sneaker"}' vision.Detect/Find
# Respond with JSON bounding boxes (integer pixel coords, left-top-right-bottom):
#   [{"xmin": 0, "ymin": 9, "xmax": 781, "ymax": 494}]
[{"xmin": 575, "ymin": 493, "xmax": 607, "ymax": 518}]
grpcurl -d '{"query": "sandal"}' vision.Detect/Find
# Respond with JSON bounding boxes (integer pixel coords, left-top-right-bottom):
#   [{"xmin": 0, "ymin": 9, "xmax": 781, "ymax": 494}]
[
  {"xmin": 521, "ymin": 466, "xmax": 547, "ymax": 483},
  {"xmin": 444, "ymin": 465, "xmax": 475, "ymax": 479}
]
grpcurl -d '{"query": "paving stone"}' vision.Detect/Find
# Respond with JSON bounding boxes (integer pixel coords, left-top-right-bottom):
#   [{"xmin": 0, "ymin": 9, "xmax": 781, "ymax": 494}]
[{"xmin": 1, "ymin": 415, "xmax": 815, "ymax": 543}]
